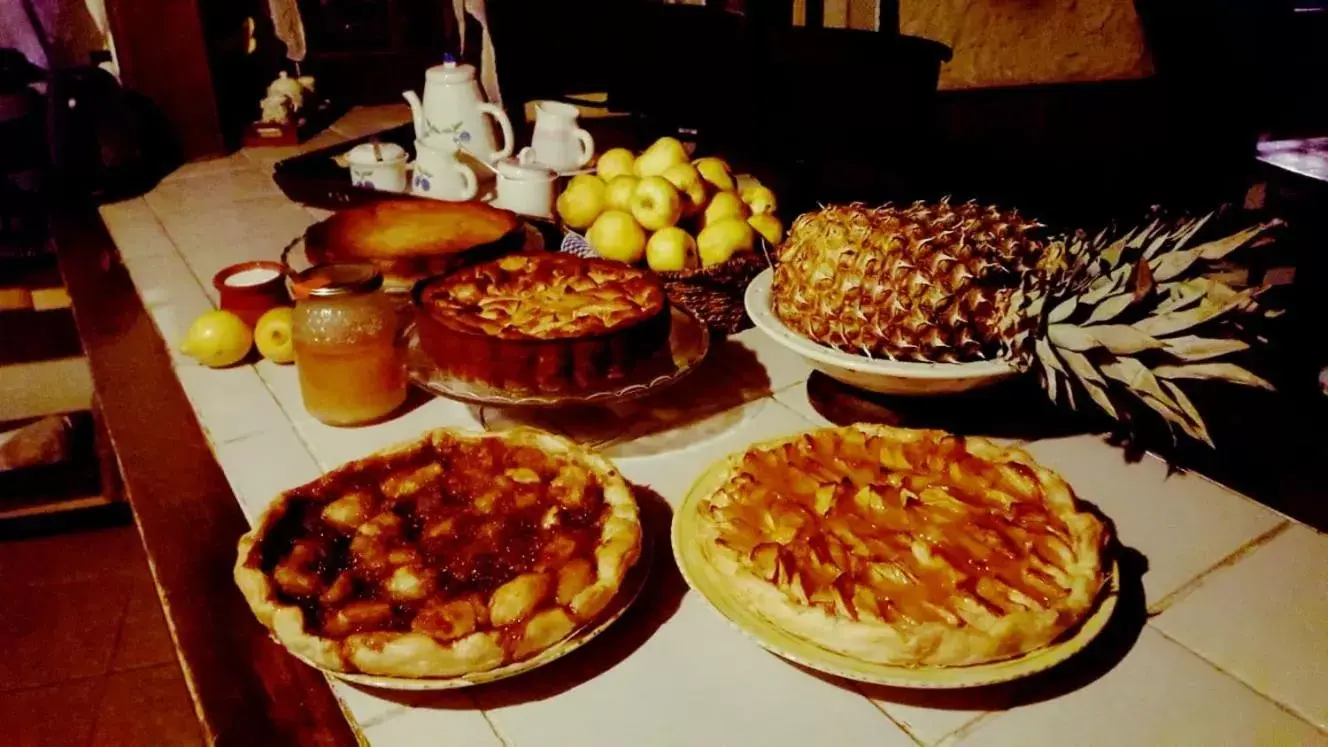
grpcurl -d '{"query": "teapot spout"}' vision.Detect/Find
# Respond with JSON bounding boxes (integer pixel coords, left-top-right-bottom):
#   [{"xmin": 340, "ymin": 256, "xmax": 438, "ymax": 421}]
[{"xmin": 402, "ymin": 90, "xmax": 426, "ymax": 139}]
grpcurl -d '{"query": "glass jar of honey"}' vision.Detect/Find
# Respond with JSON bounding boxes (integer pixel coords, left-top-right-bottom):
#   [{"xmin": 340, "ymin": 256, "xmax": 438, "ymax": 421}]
[{"xmin": 292, "ymin": 263, "xmax": 407, "ymax": 426}]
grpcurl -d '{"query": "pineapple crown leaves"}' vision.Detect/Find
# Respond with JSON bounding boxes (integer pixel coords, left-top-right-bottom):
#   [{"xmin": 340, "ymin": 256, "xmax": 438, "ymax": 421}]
[{"xmin": 1028, "ymin": 211, "xmax": 1283, "ymax": 447}]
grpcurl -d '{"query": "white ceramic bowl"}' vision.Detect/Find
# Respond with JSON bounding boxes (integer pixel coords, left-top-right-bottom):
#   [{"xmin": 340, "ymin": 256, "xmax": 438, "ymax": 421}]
[{"xmin": 745, "ymin": 269, "xmax": 1021, "ymax": 396}]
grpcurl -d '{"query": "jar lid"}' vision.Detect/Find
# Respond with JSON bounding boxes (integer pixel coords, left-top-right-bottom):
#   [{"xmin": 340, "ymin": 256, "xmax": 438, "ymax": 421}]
[
  {"xmin": 345, "ymin": 141, "xmax": 407, "ymax": 165},
  {"xmin": 296, "ymin": 262, "xmax": 383, "ymax": 297}
]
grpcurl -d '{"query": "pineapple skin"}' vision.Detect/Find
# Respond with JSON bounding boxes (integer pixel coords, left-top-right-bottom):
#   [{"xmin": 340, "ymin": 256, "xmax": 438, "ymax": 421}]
[{"xmin": 771, "ymin": 201, "xmax": 1052, "ymax": 363}]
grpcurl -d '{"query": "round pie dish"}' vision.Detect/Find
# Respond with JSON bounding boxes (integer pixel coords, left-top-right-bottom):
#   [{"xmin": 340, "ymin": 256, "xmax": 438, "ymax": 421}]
[
  {"xmin": 745, "ymin": 269, "xmax": 1020, "ymax": 395},
  {"xmin": 674, "ymin": 424, "xmax": 1118, "ymax": 687},
  {"xmin": 234, "ymin": 427, "xmax": 642, "ymax": 680},
  {"xmin": 413, "ymin": 253, "xmax": 673, "ymax": 394}
]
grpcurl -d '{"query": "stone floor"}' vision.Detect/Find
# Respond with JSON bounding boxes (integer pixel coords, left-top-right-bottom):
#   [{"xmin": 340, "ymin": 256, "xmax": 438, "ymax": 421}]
[{"xmin": 0, "ymin": 518, "xmax": 203, "ymax": 746}]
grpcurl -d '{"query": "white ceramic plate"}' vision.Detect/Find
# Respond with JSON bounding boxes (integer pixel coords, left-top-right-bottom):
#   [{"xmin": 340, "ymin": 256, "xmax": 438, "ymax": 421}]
[
  {"xmin": 744, "ymin": 269, "xmax": 1021, "ymax": 395},
  {"xmin": 672, "ymin": 458, "xmax": 1120, "ymax": 689}
]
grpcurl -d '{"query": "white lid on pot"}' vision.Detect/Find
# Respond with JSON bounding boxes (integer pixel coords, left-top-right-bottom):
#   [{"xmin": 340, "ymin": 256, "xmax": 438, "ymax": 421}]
[{"xmin": 345, "ymin": 142, "xmax": 407, "ymax": 165}]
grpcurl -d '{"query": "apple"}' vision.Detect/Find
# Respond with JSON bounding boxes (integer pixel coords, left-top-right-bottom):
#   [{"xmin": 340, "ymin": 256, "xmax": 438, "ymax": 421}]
[
  {"xmin": 702, "ymin": 190, "xmax": 749, "ymax": 229},
  {"xmin": 747, "ymin": 213, "xmax": 784, "ymax": 246},
  {"xmin": 556, "ymin": 174, "xmax": 606, "ymax": 229},
  {"xmin": 634, "ymin": 137, "xmax": 688, "ymax": 178},
  {"xmin": 604, "ymin": 175, "xmax": 639, "ymax": 212},
  {"xmin": 660, "ymin": 162, "xmax": 708, "ymax": 217},
  {"xmin": 693, "ymin": 156, "xmax": 736, "ymax": 192},
  {"xmin": 741, "ymin": 185, "xmax": 777, "ymax": 216},
  {"xmin": 645, "ymin": 227, "xmax": 699, "ymax": 272},
  {"xmin": 697, "ymin": 217, "xmax": 755, "ymax": 267},
  {"xmin": 587, "ymin": 210, "xmax": 648, "ymax": 264},
  {"xmin": 629, "ymin": 176, "xmax": 683, "ymax": 231},
  {"xmin": 254, "ymin": 306, "xmax": 295, "ymax": 364},
  {"xmin": 596, "ymin": 148, "xmax": 637, "ymax": 181}
]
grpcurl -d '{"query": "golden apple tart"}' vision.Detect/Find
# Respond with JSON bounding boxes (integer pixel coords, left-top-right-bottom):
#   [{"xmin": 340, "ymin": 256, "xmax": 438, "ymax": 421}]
[
  {"xmin": 234, "ymin": 427, "xmax": 642, "ymax": 678},
  {"xmin": 696, "ymin": 425, "xmax": 1108, "ymax": 667},
  {"xmin": 414, "ymin": 253, "xmax": 671, "ymax": 393}
]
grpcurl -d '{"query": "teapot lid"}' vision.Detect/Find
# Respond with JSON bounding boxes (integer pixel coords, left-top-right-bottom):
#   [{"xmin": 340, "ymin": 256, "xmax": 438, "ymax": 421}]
[
  {"xmin": 345, "ymin": 141, "xmax": 407, "ymax": 165},
  {"xmin": 426, "ymin": 54, "xmax": 476, "ymax": 84}
]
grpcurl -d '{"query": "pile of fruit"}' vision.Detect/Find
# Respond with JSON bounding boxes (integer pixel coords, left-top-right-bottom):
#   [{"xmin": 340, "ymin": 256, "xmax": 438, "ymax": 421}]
[
  {"xmin": 556, "ymin": 137, "xmax": 782, "ymax": 273},
  {"xmin": 180, "ymin": 308, "xmax": 294, "ymax": 368}
]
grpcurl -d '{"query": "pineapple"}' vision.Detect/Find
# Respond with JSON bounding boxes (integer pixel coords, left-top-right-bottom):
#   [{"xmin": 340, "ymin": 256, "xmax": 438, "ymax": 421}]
[
  {"xmin": 771, "ymin": 200, "xmax": 1282, "ymax": 446},
  {"xmin": 771, "ymin": 201, "xmax": 1054, "ymax": 363}
]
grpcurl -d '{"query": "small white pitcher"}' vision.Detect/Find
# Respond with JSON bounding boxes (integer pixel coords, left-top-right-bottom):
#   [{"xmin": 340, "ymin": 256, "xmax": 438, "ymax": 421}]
[
  {"xmin": 412, "ymin": 135, "xmax": 478, "ymax": 201},
  {"xmin": 493, "ymin": 159, "xmax": 557, "ymax": 219},
  {"xmin": 517, "ymin": 101, "xmax": 595, "ymax": 173}
]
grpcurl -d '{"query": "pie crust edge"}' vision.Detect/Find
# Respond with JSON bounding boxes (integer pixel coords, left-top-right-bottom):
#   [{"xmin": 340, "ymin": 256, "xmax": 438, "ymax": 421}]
[
  {"xmin": 695, "ymin": 424, "xmax": 1108, "ymax": 668},
  {"xmin": 233, "ymin": 427, "xmax": 642, "ymax": 678}
]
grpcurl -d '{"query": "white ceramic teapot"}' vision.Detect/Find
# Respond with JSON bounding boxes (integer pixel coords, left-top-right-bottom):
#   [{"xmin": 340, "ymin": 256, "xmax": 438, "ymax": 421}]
[
  {"xmin": 403, "ymin": 55, "xmax": 514, "ymax": 163},
  {"xmin": 412, "ymin": 134, "xmax": 478, "ymax": 201}
]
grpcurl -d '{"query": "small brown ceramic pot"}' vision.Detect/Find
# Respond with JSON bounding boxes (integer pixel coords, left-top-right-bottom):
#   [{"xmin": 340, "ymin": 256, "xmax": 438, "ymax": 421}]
[{"xmin": 213, "ymin": 261, "xmax": 290, "ymax": 326}]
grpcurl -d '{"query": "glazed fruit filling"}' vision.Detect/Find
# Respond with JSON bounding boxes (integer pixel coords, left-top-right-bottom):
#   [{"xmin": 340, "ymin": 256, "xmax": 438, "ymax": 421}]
[
  {"xmin": 428, "ymin": 254, "xmax": 665, "ymax": 339},
  {"xmin": 253, "ymin": 434, "xmax": 608, "ymax": 643},
  {"xmin": 708, "ymin": 430, "xmax": 1078, "ymax": 627}
]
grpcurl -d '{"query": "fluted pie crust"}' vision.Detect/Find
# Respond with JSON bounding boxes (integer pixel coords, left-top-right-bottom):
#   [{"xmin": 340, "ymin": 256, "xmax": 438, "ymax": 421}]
[
  {"xmin": 234, "ymin": 427, "xmax": 641, "ymax": 678},
  {"xmin": 696, "ymin": 425, "xmax": 1108, "ymax": 668},
  {"xmin": 415, "ymin": 253, "xmax": 671, "ymax": 393}
]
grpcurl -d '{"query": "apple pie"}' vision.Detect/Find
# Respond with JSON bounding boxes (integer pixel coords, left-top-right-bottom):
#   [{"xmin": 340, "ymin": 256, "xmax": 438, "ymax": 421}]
[
  {"xmin": 414, "ymin": 253, "xmax": 671, "ymax": 393},
  {"xmin": 695, "ymin": 425, "xmax": 1108, "ymax": 667},
  {"xmin": 234, "ymin": 427, "xmax": 642, "ymax": 678}
]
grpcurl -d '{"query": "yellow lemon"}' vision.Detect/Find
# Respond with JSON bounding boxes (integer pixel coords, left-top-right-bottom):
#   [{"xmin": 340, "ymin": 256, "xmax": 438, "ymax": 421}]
[{"xmin": 180, "ymin": 310, "xmax": 252, "ymax": 368}]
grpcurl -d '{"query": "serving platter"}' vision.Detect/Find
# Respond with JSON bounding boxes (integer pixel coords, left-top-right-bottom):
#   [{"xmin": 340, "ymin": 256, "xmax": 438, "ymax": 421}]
[
  {"xmin": 744, "ymin": 269, "xmax": 1021, "ymax": 395},
  {"xmin": 293, "ymin": 525, "xmax": 654, "ymax": 691},
  {"xmin": 406, "ymin": 304, "xmax": 710, "ymax": 408},
  {"xmin": 672, "ymin": 457, "xmax": 1120, "ymax": 689}
]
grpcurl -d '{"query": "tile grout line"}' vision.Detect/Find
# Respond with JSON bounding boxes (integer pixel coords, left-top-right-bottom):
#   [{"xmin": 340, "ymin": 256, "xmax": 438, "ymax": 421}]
[
  {"xmin": 477, "ymin": 705, "xmax": 511, "ymax": 747},
  {"xmin": 83, "ymin": 584, "xmax": 137, "ymax": 746},
  {"xmin": 849, "ymin": 680, "xmax": 930, "ymax": 747},
  {"xmin": 1147, "ymin": 623, "xmax": 1328, "ymax": 736},
  {"xmin": 1146, "ymin": 520, "xmax": 1291, "ymax": 616}
]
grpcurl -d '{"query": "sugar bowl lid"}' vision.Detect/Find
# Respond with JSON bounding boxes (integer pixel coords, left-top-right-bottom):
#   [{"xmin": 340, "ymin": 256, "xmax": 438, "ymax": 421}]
[{"xmin": 345, "ymin": 141, "xmax": 407, "ymax": 165}]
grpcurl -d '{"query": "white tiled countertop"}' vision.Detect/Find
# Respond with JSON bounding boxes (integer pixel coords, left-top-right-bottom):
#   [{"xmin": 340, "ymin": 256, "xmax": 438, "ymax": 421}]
[{"xmin": 97, "ymin": 107, "xmax": 1328, "ymax": 747}]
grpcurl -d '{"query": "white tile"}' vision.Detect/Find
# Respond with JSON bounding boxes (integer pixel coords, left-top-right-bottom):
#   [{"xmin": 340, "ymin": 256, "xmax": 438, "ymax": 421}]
[
  {"xmin": 305, "ymin": 206, "xmax": 335, "ymax": 222},
  {"xmin": 99, "ymin": 199, "xmax": 176, "ymax": 260},
  {"xmin": 477, "ymin": 593, "xmax": 911, "ymax": 747},
  {"xmin": 161, "ymin": 152, "xmax": 254, "ymax": 181},
  {"xmin": 608, "ymin": 398, "xmax": 816, "ymax": 506},
  {"xmin": 122, "ymin": 250, "xmax": 209, "ymax": 310},
  {"xmin": 363, "ymin": 700, "xmax": 501, "ymax": 747},
  {"xmin": 331, "ymin": 104, "xmax": 413, "ymax": 139},
  {"xmin": 243, "ymin": 129, "xmax": 352, "ymax": 171},
  {"xmin": 728, "ymin": 326, "xmax": 815, "ymax": 392},
  {"xmin": 772, "ymin": 380, "xmax": 834, "ymax": 425},
  {"xmin": 1019, "ymin": 435, "xmax": 1286, "ymax": 605},
  {"xmin": 175, "ymin": 366, "xmax": 289, "ymax": 445},
  {"xmin": 1152, "ymin": 524, "xmax": 1328, "ymax": 729},
  {"xmin": 949, "ymin": 628, "xmax": 1327, "ymax": 747},
  {"xmin": 292, "ymin": 397, "xmax": 484, "ymax": 470},
  {"xmin": 159, "ymin": 197, "xmax": 313, "ymax": 293},
  {"xmin": 144, "ymin": 168, "xmax": 280, "ymax": 216},
  {"xmin": 253, "ymin": 358, "xmax": 307, "ymax": 421},
  {"xmin": 213, "ymin": 426, "xmax": 321, "ymax": 522}
]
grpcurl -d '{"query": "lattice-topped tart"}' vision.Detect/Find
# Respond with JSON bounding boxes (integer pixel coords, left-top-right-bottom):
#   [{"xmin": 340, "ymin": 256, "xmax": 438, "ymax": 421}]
[
  {"xmin": 234, "ymin": 428, "xmax": 641, "ymax": 678},
  {"xmin": 695, "ymin": 425, "xmax": 1108, "ymax": 667},
  {"xmin": 414, "ymin": 253, "xmax": 671, "ymax": 393}
]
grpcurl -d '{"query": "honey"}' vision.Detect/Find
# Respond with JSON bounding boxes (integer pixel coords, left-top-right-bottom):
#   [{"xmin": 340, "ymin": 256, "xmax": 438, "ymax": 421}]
[{"xmin": 292, "ymin": 263, "xmax": 407, "ymax": 426}]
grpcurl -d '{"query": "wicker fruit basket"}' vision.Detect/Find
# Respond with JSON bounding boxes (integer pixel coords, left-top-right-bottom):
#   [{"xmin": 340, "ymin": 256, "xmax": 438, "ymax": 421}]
[{"xmin": 560, "ymin": 231, "xmax": 773, "ymax": 335}]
